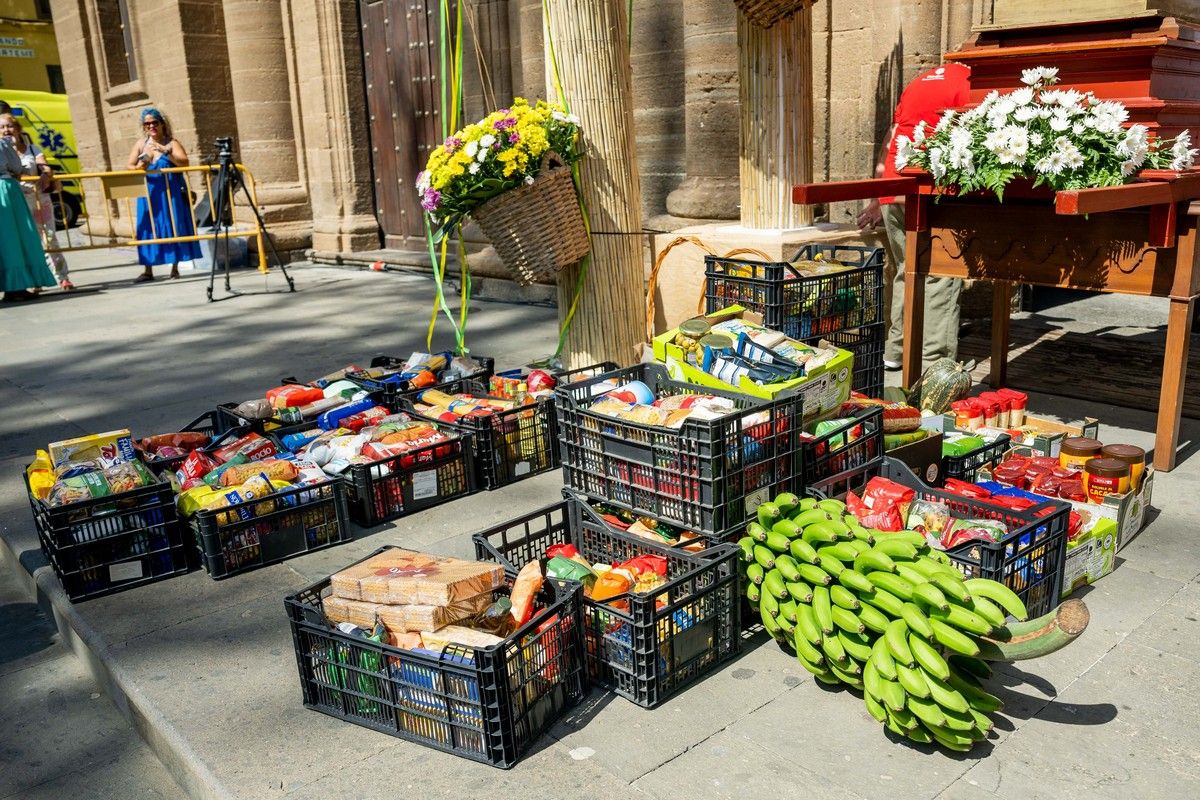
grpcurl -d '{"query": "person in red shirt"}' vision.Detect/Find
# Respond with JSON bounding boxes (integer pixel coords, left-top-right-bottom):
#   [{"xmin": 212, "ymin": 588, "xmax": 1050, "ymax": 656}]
[{"xmin": 858, "ymin": 63, "xmax": 970, "ymax": 369}]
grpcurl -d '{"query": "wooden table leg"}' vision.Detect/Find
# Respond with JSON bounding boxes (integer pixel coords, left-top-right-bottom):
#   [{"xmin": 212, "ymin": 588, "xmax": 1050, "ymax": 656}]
[
  {"xmin": 1154, "ymin": 296, "xmax": 1196, "ymax": 471},
  {"xmin": 901, "ymin": 227, "xmax": 925, "ymax": 388},
  {"xmin": 989, "ymin": 280, "xmax": 1011, "ymax": 388}
]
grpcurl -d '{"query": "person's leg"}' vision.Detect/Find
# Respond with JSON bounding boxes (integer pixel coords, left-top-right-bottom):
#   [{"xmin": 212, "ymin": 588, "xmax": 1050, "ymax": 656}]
[
  {"xmin": 170, "ymin": 261, "xmax": 180, "ymax": 278},
  {"xmin": 923, "ymin": 276, "xmax": 963, "ymax": 363},
  {"xmin": 881, "ymin": 201, "xmax": 907, "ymax": 366}
]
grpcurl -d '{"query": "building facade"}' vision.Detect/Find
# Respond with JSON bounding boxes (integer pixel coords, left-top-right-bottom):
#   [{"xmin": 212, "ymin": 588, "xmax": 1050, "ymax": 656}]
[
  {"xmin": 0, "ymin": 0, "xmax": 63, "ymax": 93},
  {"xmin": 49, "ymin": 0, "xmax": 990, "ymax": 259}
]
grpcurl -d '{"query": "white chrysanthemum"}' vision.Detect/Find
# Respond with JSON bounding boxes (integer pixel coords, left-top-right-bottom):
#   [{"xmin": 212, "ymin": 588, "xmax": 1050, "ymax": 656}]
[
  {"xmin": 949, "ymin": 127, "xmax": 972, "ymax": 151},
  {"xmin": 1021, "ymin": 66, "xmax": 1059, "ymax": 87},
  {"xmin": 1011, "ymin": 87, "xmax": 1035, "ymax": 106},
  {"xmin": 928, "ymin": 146, "xmax": 947, "ymax": 181},
  {"xmin": 1054, "ymin": 136, "xmax": 1084, "ymax": 169},
  {"xmin": 894, "ymin": 135, "xmax": 917, "ymax": 170},
  {"xmin": 524, "ymin": 175, "xmax": 535, "ymax": 185},
  {"xmin": 984, "ymin": 125, "xmax": 1030, "ymax": 165},
  {"xmin": 977, "ymin": 90, "xmax": 1001, "ymax": 110},
  {"xmin": 912, "ymin": 121, "xmax": 928, "ymax": 144},
  {"xmin": 1049, "ymin": 113, "xmax": 1071, "ymax": 132},
  {"xmin": 465, "ymin": 140, "xmax": 479, "ymax": 157},
  {"xmin": 1035, "ymin": 152, "xmax": 1067, "ymax": 175},
  {"xmin": 1170, "ymin": 130, "xmax": 1197, "ymax": 171},
  {"xmin": 1037, "ymin": 107, "xmax": 1054, "ymax": 120},
  {"xmin": 415, "ymin": 170, "xmax": 431, "ymax": 191},
  {"xmin": 1072, "ymin": 121, "xmax": 1086, "ymax": 135},
  {"xmin": 1116, "ymin": 125, "xmax": 1149, "ymax": 157},
  {"xmin": 468, "ymin": 162, "xmax": 480, "ymax": 175},
  {"xmin": 1029, "ymin": 131, "xmax": 1044, "ymax": 147},
  {"xmin": 1014, "ymin": 106, "xmax": 1038, "ymax": 123},
  {"xmin": 935, "ymin": 110, "xmax": 957, "ymax": 133},
  {"xmin": 479, "ymin": 133, "xmax": 496, "ymax": 149}
]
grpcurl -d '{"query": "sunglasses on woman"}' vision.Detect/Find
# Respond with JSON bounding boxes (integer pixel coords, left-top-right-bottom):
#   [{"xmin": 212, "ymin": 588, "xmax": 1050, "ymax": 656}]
[{"xmin": 143, "ymin": 120, "xmax": 162, "ymax": 128}]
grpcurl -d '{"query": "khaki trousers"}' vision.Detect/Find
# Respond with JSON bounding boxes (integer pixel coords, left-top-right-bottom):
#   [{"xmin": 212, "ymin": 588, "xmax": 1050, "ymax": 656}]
[{"xmin": 881, "ymin": 201, "xmax": 962, "ymax": 364}]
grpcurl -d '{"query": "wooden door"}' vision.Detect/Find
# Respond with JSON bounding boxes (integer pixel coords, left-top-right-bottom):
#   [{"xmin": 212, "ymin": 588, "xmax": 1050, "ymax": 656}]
[{"xmin": 358, "ymin": 0, "xmax": 455, "ymax": 249}]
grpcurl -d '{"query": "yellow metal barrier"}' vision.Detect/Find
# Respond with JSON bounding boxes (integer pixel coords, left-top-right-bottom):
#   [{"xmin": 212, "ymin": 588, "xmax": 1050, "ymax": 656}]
[{"xmin": 20, "ymin": 163, "xmax": 270, "ymax": 273}]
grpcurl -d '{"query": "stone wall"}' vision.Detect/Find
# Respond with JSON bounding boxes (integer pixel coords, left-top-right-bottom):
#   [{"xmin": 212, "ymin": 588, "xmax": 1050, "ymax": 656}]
[{"xmin": 51, "ymin": 0, "xmax": 980, "ymax": 255}]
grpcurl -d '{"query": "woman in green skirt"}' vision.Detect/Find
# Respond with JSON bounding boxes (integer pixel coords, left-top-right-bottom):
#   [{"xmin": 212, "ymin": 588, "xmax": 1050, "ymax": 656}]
[{"xmin": 1, "ymin": 135, "xmax": 54, "ymax": 301}]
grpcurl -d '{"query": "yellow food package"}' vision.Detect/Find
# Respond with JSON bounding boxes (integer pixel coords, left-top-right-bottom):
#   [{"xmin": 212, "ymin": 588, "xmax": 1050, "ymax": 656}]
[
  {"xmin": 178, "ymin": 484, "xmax": 220, "ymax": 517},
  {"xmin": 26, "ymin": 450, "xmax": 55, "ymax": 501}
]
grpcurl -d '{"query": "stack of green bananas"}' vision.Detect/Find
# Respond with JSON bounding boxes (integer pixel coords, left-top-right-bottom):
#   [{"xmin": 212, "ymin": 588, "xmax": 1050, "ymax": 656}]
[{"xmin": 740, "ymin": 492, "xmax": 1029, "ymax": 752}]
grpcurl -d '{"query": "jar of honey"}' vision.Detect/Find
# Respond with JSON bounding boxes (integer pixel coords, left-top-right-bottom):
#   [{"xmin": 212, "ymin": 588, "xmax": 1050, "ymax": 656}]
[
  {"xmin": 1059, "ymin": 437, "xmax": 1103, "ymax": 471},
  {"xmin": 1083, "ymin": 457, "xmax": 1131, "ymax": 503},
  {"xmin": 1100, "ymin": 444, "xmax": 1145, "ymax": 490}
]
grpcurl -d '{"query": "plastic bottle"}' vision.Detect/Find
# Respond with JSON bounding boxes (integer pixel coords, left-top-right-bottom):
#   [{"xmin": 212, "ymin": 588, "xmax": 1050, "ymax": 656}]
[{"xmin": 318, "ymin": 396, "xmax": 379, "ymax": 430}]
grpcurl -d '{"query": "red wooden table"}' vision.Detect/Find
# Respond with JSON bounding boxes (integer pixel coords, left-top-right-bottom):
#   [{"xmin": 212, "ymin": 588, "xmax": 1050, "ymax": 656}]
[{"xmin": 793, "ymin": 170, "xmax": 1200, "ymax": 471}]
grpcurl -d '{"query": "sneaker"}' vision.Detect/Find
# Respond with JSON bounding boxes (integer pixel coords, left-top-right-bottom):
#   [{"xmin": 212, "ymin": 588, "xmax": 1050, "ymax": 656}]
[{"xmin": 883, "ymin": 359, "xmax": 901, "ymax": 371}]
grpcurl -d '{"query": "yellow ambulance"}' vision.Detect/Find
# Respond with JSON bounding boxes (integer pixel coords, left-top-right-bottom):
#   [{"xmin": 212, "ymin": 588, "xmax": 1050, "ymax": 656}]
[{"xmin": 1, "ymin": 88, "xmax": 82, "ymax": 226}]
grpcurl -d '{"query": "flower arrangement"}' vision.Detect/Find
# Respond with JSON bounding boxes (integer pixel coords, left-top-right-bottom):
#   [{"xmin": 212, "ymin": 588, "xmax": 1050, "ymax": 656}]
[
  {"xmin": 416, "ymin": 98, "xmax": 582, "ymax": 239},
  {"xmin": 898, "ymin": 66, "xmax": 1197, "ymax": 199}
]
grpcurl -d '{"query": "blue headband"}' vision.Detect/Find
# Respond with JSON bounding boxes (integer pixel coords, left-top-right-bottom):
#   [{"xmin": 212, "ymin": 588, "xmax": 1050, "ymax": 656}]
[{"xmin": 140, "ymin": 107, "xmax": 163, "ymax": 123}]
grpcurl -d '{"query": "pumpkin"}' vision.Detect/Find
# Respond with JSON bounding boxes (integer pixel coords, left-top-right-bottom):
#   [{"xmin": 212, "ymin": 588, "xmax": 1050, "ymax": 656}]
[{"xmin": 908, "ymin": 358, "xmax": 975, "ymax": 414}]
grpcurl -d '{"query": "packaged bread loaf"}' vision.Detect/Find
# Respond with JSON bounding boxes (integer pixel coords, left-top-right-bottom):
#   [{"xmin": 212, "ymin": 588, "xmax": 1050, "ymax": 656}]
[
  {"xmin": 322, "ymin": 592, "xmax": 492, "ymax": 633},
  {"xmin": 330, "ymin": 549, "xmax": 505, "ymax": 606}
]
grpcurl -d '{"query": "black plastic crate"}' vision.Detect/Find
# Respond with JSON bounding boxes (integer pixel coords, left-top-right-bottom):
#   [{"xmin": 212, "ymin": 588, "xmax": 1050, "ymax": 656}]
[
  {"xmin": 191, "ymin": 478, "xmax": 351, "ymax": 579},
  {"xmin": 799, "ymin": 405, "xmax": 885, "ymax": 491},
  {"xmin": 347, "ymin": 355, "xmax": 495, "ymax": 409},
  {"xmin": 285, "ymin": 546, "xmax": 586, "ymax": 769},
  {"xmin": 806, "ymin": 322, "xmax": 885, "ymax": 399},
  {"xmin": 472, "ymin": 498, "xmax": 739, "ymax": 708},
  {"xmin": 404, "ymin": 381, "xmax": 556, "ymax": 491},
  {"xmin": 138, "ymin": 410, "xmax": 220, "ymax": 477},
  {"xmin": 344, "ymin": 434, "xmax": 476, "ymax": 527},
  {"xmin": 24, "ymin": 469, "xmax": 193, "ymax": 602},
  {"xmin": 943, "ymin": 434, "xmax": 1012, "ymax": 483},
  {"xmin": 704, "ymin": 244, "xmax": 884, "ymax": 340},
  {"xmin": 555, "ymin": 363, "xmax": 802, "ymax": 543},
  {"xmin": 808, "ymin": 457, "xmax": 1069, "ymax": 617}
]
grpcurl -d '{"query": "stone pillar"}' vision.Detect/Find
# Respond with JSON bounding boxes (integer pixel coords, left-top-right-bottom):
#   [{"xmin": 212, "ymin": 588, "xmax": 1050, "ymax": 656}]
[
  {"xmin": 513, "ymin": 0, "xmax": 546, "ymax": 101},
  {"xmin": 462, "ymin": 0, "xmax": 514, "ymax": 121},
  {"xmin": 545, "ymin": 0, "xmax": 644, "ymax": 367},
  {"xmin": 283, "ymin": 0, "xmax": 380, "ymax": 254},
  {"xmin": 222, "ymin": 0, "xmax": 312, "ymax": 246},
  {"xmin": 738, "ymin": 7, "xmax": 814, "ymax": 229},
  {"xmin": 666, "ymin": 0, "xmax": 740, "ymax": 220}
]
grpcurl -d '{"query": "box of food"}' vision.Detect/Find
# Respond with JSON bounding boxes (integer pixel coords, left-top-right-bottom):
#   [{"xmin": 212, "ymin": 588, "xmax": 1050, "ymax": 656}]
[
  {"xmin": 1061, "ymin": 517, "xmax": 1117, "ymax": 598},
  {"xmin": 330, "ymin": 549, "xmax": 506, "ymax": 606},
  {"xmin": 48, "ymin": 430, "xmax": 137, "ymax": 468},
  {"xmin": 652, "ymin": 306, "xmax": 854, "ymax": 413},
  {"xmin": 977, "ymin": 448, "xmax": 1152, "ymax": 553}
]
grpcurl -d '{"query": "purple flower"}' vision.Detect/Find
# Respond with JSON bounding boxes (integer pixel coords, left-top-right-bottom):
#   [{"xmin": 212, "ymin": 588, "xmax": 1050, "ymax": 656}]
[
  {"xmin": 508, "ymin": 132, "xmax": 520, "ymax": 144},
  {"xmin": 443, "ymin": 136, "xmax": 462, "ymax": 152},
  {"xmin": 420, "ymin": 189, "xmax": 441, "ymax": 212},
  {"xmin": 494, "ymin": 117, "xmax": 517, "ymax": 131}
]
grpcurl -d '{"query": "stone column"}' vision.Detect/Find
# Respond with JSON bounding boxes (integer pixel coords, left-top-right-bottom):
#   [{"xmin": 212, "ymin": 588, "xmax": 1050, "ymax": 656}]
[
  {"xmin": 282, "ymin": 0, "xmax": 380, "ymax": 254},
  {"xmin": 666, "ymin": 0, "xmax": 740, "ymax": 220},
  {"xmin": 738, "ymin": 7, "xmax": 814, "ymax": 229},
  {"xmin": 222, "ymin": 0, "xmax": 312, "ymax": 246},
  {"xmin": 512, "ymin": 0, "xmax": 546, "ymax": 101},
  {"xmin": 461, "ymin": 0, "xmax": 514, "ymax": 121}
]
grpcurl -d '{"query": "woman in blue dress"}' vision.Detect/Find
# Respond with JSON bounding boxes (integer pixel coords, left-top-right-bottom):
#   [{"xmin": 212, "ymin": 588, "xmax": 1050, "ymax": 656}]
[{"xmin": 126, "ymin": 108, "xmax": 201, "ymax": 282}]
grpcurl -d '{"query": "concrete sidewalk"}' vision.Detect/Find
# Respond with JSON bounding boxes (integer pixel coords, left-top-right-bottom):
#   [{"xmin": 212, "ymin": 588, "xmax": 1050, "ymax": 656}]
[{"xmin": 2, "ymin": 250, "xmax": 1198, "ymax": 800}]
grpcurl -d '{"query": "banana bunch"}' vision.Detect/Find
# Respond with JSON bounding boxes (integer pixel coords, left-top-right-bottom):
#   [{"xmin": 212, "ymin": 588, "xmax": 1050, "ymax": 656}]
[{"xmin": 740, "ymin": 492, "xmax": 1030, "ymax": 752}]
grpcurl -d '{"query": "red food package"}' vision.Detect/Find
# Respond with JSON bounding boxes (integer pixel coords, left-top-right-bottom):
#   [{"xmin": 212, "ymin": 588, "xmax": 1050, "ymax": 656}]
[
  {"xmin": 212, "ymin": 432, "xmax": 278, "ymax": 464},
  {"xmin": 846, "ymin": 476, "xmax": 915, "ymax": 531},
  {"xmin": 177, "ymin": 449, "xmax": 219, "ymax": 484},
  {"xmin": 1028, "ymin": 472, "xmax": 1064, "ymax": 497},
  {"xmin": 942, "ymin": 478, "xmax": 992, "ymax": 500},
  {"xmin": 1067, "ymin": 511, "xmax": 1084, "ymax": 540},
  {"xmin": 547, "ymin": 543, "xmax": 580, "ymax": 559},
  {"xmin": 1030, "ymin": 456, "xmax": 1060, "ymax": 472},
  {"xmin": 991, "ymin": 462, "xmax": 1026, "ymax": 486},
  {"xmin": 988, "ymin": 494, "xmax": 1038, "ymax": 511},
  {"xmin": 340, "ymin": 406, "xmax": 391, "ymax": 432},
  {"xmin": 618, "ymin": 553, "xmax": 668, "ymax": 578},
  {"xmin": 1058, "ymin": 480, "xmax": 1086, "ymax": 503}
]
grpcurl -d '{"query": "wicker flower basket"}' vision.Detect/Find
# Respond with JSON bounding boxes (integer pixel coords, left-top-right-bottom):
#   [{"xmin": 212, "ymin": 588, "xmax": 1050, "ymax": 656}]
[
  {"xmin": 471, "ymin": 151, "xmax": 590, "ymax": 286},
  {"xmin": 736, "ymin": 0, "xmax": 812, "ymax": 28}
]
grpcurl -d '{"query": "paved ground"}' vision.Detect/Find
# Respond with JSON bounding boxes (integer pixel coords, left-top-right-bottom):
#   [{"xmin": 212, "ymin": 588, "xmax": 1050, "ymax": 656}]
[
  {"xmin": 1, "ymin": 250, "xmax": 1198, "ymax": 799},
  {"xmin": 0, "ymin": 553, "xmax": 182, "ymax": 799}
]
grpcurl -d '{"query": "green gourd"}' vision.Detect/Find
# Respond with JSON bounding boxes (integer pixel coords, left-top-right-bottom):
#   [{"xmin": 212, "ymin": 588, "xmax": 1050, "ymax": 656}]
[{"xmin": 909, "ymin": 358, "xmax": 974, "ymax": 413}]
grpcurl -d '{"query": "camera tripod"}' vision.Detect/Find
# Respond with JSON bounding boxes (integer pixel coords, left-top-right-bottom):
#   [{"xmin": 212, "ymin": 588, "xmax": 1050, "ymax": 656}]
[{"xmin": 205, "ymin": 138, "xmax": 295, "ymax": 301}]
